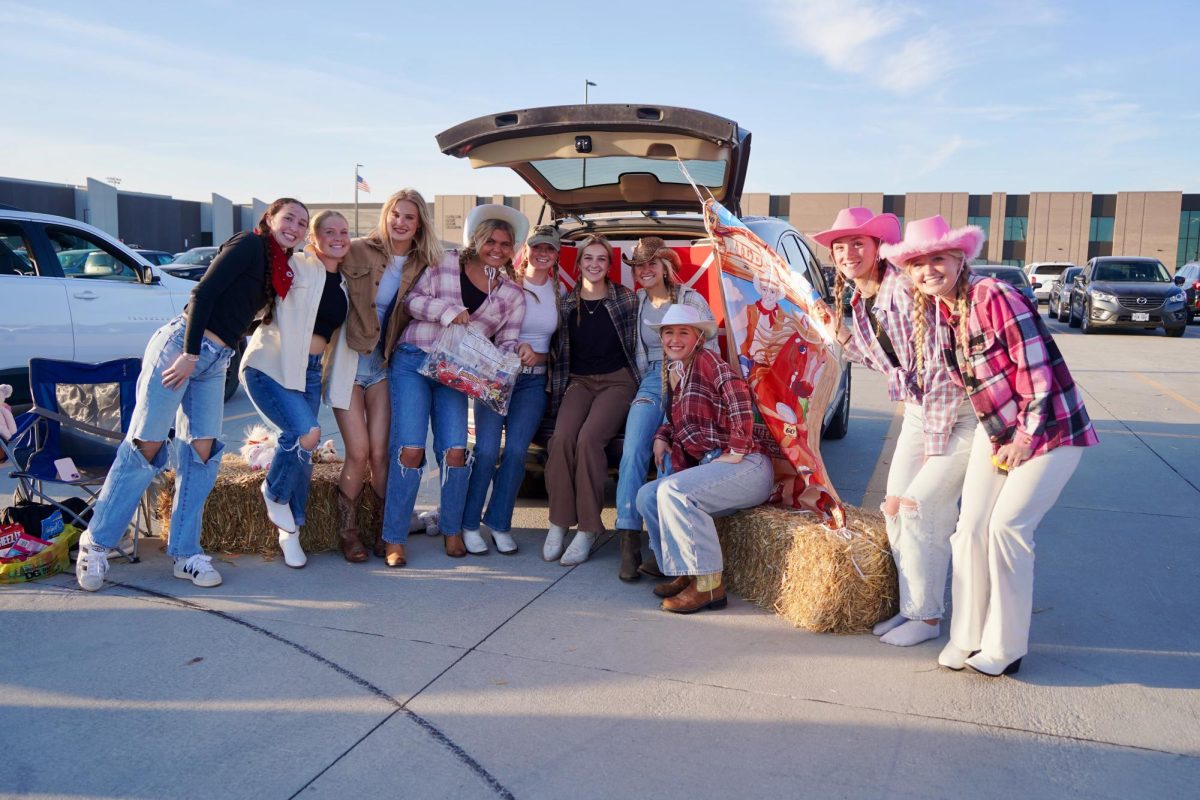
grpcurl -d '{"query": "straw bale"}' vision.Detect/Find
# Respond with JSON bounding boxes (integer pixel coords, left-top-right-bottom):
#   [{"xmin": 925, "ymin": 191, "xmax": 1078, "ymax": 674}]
[
  {"xmin": 155, "ymin": 455, "xmax": 376, "ymax": 556},
  {"xmin": 716, "ymin": 505, "xmax": 897, "ymax": 634}
]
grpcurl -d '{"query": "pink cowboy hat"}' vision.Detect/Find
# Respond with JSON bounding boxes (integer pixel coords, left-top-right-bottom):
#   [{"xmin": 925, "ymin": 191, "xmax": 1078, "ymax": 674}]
[
  {"xmin": 811, "ymin": 207, "xmax": 902, "ymax": 249},
  {"xmin": 879, "ymin": 215, "xmax": 986, "ymax": 266}
]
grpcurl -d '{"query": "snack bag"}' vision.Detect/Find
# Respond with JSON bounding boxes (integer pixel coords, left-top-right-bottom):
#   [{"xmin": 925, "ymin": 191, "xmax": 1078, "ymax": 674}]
[{"xmin": 418, "ymin": 325, "xmax": 521, "ymax": 415}]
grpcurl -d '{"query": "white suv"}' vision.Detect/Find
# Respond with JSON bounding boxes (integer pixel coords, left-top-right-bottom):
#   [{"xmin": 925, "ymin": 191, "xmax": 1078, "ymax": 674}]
[
  {"xmin": 0, "ymin": 208, "xmax": 198, "ymax": 404},
  {"xmin": 1026, "ymin": 261, "xmax": 1076, "ymax": 303}
]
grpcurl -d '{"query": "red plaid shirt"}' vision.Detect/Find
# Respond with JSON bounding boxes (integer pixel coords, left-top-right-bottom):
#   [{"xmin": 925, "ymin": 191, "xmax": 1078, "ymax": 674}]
[
  {"xmin": 940, "ymin": 275, "xmax": 1098, "ymax": 457},
  {"xmin": 654, "ymin": 349, "xmax": 769, "ymax": 470},
  {"xmin": 842, "ymin": 264, "xmax": 966, "ymax": 456}
]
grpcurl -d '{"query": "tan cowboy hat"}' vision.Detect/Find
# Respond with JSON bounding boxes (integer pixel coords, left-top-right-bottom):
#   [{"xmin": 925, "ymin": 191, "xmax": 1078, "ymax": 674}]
[
  {"xmin": 622, "ymin": 236, "xmax": 682, "ymax": 271},
  {"xmin": 643, "ymin": 303, "xmax": 718, "ymax": 340}
]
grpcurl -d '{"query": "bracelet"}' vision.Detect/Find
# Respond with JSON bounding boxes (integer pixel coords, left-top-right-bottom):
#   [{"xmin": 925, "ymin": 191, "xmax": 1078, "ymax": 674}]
[{"xmin": 183, "ymin": 353, "xmax": 200, "ymax": 362}]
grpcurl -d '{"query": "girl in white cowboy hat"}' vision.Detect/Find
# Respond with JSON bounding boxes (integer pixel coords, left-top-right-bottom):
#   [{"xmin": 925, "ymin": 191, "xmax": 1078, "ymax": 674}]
[
  {"xmin": 634, "ymin": 304, "xmax": 774, "ymax": 614},
  {"xmin": 378, "ymin": 204, "xmax": 526, "ymax": 566},
  {"xmin": 882, "ymin": 215, "xmax": 1098, "ymax": 676},
  {"xmin": 613, "ymin": 236, "xmax": 717, "ymax": 582},
  {"xmin": 813, "ymin": 207, "xmax": 978, "ymax": 647}
]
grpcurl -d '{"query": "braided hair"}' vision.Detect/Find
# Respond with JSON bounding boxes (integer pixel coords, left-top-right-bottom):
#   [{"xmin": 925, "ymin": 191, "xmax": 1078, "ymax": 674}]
[
  {"xmin": 911, "ymin": 250, "xmax": 972, "ymax": 390},
  {"xmin": 460, "ymin": 218, "xmax": 518, "ymax": 283},
  {"xmin": 254, "ymin": 197, "xmax": 308, "ymax": 326}
]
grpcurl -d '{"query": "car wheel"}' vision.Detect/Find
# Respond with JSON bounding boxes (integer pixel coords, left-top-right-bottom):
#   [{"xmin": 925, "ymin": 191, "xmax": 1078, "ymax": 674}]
[
  {"xmin": 224, "ymin": 341, "xmax": 244, "ymax": 401},
  {"xmin": 1057, "ymin": 301, "xmax": 1069, "ymax": 323},
  {"xmin": 1165, "ymin": 324, "xmax": 1186, "ymax": 338},
  {"xmin": 1045, "ymin": 299, "xmax": 1056, "ymax": 319},
  {"xmin": 822, "ymin": 367, "xmax": 851, "ymax": 441},
  {"xmin": 1068, "ymin": 300, "xmax": 1081, "ymax": 328},
  {"xmin": 1080, "ymin": 303, "xmax": 1096, "ymax": 335}
]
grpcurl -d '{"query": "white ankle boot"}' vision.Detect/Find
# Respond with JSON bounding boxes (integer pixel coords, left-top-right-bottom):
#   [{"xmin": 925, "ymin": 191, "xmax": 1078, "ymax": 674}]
[
  {"xmin": 277, "ymin": 528, "xmax": 307, "ymax": 568},
  {"xmin": 543, "ymin": 525, "xmax": 567, "ymax": 561},
  {"xmin": 463, "ymin": 528, "xmax": 489, "ymax": 555},
  {"xmin": 560, "ymin": 531, "xmax": 596, "ymax": 566}
]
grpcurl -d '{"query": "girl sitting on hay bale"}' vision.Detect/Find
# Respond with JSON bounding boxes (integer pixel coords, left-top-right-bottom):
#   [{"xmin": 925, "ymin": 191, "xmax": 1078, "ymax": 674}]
[
  {"xmin": 884, "ymin": 215, "xmax": 1098, "ymax": 676},
  {"xmin": 635, "ymin": 304, "xmax": 775, "ymax": 614},
  {"xmin": 814, "ymin": 208, "xmax": 977, "ymax": 648},
  {"xmin": 241, "ymin": 210, "xmax": 350, "ymax": 569}
]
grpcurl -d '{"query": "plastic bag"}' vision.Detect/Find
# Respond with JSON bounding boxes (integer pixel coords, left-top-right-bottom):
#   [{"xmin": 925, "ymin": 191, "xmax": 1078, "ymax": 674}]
[
  {"xmin": 418, "ymin": 325, "xmax": 521, "ymax": 415},
  {"xmin": 0, "ymin": 523, "xmax": 82, "ymax": 584}
]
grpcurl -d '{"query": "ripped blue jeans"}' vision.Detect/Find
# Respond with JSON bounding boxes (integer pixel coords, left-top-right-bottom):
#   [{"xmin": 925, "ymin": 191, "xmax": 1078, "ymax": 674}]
[
  {"xmin": 382, "ymin": 343, "xmax": 470, "ymax": 544},
  {"xmin": 85, "ymin": 314, "xmax": 232, "ymax": 558},
  {"xmin": 242, "ymin": 354, "xmax": 323, "ymax": 527}
]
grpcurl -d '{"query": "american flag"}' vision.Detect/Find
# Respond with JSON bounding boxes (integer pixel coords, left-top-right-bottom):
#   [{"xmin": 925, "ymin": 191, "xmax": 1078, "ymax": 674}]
[{"xmin": 357, "ymin": 174, "xmax": 371, "ymax": 193}]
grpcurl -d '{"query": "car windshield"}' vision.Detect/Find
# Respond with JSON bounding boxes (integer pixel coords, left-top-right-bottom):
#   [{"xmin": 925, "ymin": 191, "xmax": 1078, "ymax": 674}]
[
  {"xmin": 1093, "ymin": 261, "xmax": 1171, "ymax": 282},
  {"xmin": 528, "ymin": 156, "xmax": 727, "ymax": 191},
  {"xmin": 174, "ymin": 248, "xmax": 217, "ymax": 266},
  {"xmin": 974, "ymin": 267, "xmax": 1030, "ymax": 288}
]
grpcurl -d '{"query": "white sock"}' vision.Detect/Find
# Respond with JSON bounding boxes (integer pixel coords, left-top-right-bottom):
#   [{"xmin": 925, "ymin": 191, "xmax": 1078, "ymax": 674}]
[
  {"xmin": 872, "ymin": 612, "xmax": 906, "ymax": 636},
  {"xmin": 880, "ymin": 619, "xmax": 940, "ymax": 647}
]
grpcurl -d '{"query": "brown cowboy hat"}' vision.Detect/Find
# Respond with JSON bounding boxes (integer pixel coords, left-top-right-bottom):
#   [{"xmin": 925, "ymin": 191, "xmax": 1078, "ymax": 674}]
[{"xmin": 621, "ymin": 236, "xmax": 682, "ymax": 270}]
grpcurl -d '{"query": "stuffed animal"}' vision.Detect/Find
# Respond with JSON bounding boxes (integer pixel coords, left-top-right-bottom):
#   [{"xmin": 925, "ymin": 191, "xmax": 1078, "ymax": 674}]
[
  {"xmin": 0, "ymin": 384, "xmax": 17, "ymax": 441},
  {"xmin": 239, "ymin": 424, "xmax": 276, "ymax": 470},
  {"xmin": 311, "ymin": 440, "xmax": 341, "ymax": 464}
]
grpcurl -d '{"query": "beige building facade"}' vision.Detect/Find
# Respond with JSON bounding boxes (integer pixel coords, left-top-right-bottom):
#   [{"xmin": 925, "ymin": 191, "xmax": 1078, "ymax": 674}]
[{"xmin": 318, "ymin": 190, "xmax": 1200, "ymax": 271}]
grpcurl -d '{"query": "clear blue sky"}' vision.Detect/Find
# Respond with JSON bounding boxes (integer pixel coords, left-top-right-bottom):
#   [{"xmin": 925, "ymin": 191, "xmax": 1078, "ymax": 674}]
[{"xmin": 2, "ymin": 0, "xmax": 1196, "ymax": 205}]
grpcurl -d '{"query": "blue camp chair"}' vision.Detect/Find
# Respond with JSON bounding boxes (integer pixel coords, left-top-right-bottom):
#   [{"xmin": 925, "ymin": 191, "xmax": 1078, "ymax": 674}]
[{"xmin": 1, "ymin": 357, "xmax": 151, "ymax": 562}]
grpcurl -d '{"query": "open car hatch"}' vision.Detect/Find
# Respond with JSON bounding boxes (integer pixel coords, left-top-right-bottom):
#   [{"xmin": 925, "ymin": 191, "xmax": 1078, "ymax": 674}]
[{"xmin": 436, "ymin": 104, "xmax": 752, "ymax": 217}]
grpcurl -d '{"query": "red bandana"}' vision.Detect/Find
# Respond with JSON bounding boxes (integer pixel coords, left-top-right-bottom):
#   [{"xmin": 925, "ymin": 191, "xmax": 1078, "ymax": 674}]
[
  {"xmin": 755, "ymin": 299, "xmax": 779, "ymax": 326},
  {"xmin": 263, "ymin": 233, "xmax": 293, "ymax": 299}
]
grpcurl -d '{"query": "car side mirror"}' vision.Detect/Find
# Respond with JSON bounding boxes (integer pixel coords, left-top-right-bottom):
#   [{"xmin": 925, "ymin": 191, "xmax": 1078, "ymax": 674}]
[
  {"xmin": 141, "ymin": 268, "xmax": 161, "ymax": 285},
  {"xmin": 1174, "ymin": 275, "xmax": 1186, "ymax": 286}
]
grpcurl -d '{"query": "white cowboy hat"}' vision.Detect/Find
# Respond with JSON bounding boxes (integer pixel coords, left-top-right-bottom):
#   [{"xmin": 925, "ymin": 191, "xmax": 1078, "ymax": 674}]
[
  {"xmin": 464, "ymin": 204, "xmax": 529, "ymax": 249},
  {"xmin": 643, "ymin": 303, "xmax": 718, "ymax": 340}
]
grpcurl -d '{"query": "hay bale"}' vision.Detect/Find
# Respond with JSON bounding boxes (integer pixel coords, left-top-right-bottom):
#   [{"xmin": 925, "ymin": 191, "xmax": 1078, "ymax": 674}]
[
  {"xmin": 716, "ymin": 505, "xmax": 897, "ymax": 634},
  {"xmin": 155, "ymin": 455, "xmax": 376, "ymax": 555}
]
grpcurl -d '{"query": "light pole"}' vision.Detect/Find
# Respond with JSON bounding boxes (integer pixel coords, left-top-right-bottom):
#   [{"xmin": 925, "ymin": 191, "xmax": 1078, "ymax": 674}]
[
  {"xmin": 354, "ymin": 164, "xmax": 363, "ymax": 236},
  {"xmin": 584, "ymin": 79, "xmax": 596, "ymax": 104}
]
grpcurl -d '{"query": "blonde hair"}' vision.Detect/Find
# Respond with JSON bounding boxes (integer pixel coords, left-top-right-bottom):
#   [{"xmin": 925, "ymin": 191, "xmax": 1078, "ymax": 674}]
[
  {"xmin": 373, "ymin": 189, "xmax": 443, "ymax": 268},
  {"xmin": 911, "ymin": 249, "xmax": 973, "ymax": 390},
  {"xmin": 569, "ymin": 234, "xmax": 615, "ymax": 323},
  {"xmin": 309, "ymin": 209, "xmax": 348, "ymax": 236},
  {"xmin": 460, "ymin": 218, "xmax": 517, "ymax": 281}
]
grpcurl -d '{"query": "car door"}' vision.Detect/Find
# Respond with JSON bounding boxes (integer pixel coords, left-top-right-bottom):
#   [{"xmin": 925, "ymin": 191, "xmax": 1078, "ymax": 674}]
[
  {"xmin": 41, "ymin": 223, "xmax": 178, "ymax": 365},
  {"xmin": 0, "ymin": 219, "xmax": 74, "ymax": 399}
]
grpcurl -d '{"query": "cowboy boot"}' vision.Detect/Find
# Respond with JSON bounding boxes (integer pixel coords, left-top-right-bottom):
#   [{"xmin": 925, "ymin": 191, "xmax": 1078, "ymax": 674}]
[
  {"xmin": 337, "ymin": 489, "xmax": 368, "ymax": 563},
  {"xmin": 617, "ymin": 529, "xmax": 642, "ymax": 582},
  {"xmin": 662, "ymin": 575, "xmax": 727, "ymax": 614},
  {"xmin": 367, "ymin": 484, "xmax": 386, "ymax": 558}
]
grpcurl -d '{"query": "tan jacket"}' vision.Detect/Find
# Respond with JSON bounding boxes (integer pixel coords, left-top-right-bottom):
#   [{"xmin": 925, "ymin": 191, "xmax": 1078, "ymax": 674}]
[{"xmin": 339, "ymin": 237, "xmax": 390, "ymax": 353}]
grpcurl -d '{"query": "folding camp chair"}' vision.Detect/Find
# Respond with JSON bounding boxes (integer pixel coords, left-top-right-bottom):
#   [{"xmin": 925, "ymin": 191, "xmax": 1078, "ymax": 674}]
[{"xmin": 1, "ymin": 357, "xmax": 151, "ymax": 563}]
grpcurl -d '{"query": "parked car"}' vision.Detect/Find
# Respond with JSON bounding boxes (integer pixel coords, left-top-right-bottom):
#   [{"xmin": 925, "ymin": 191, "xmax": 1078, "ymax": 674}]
[
  {"xmin": 971, "ymin": 264, "xmax": 1038, "ymax": 307},
  {"xmin": 436, "ymin": 103, "xmax": 852, "ymax": 494},
  {"xmin": 1174, "ymin": 262, "xmax": 1200, "ymax": 324},
  {"xmin": 0, "ymin": 209, "xmax": 206, "ymax": 404},
  {"xmin": 1026, "ymin": 261, "xmax": 1075, "ymax": 303},
  {"xmin": 135, "ymin": 249, "xmax": 177, "ymax": 266},
  {"xmin": 162, "ymin": 246, "xmax": 219, "ymax": 281},
  {"xmin": 1047, "ymin": 266, "xmax": 1082, "ymax": 321},
  {"xmin": 1067, "ymin": 256, "xmax": 1188, "ymax": 337}
]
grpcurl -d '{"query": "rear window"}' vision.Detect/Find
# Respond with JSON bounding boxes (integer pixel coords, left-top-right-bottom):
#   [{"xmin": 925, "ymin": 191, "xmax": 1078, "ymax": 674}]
[
  {"xmin": 1032, "ymin": 264, "xmax": 1068, "ymax": 276},
  {"xmin": 1093, "ymin": 260, "xmax": 1170, "ymax": 282},
  {"xmin": 529, "ymin": 156, "xmax": 727, "ymax": 191}
]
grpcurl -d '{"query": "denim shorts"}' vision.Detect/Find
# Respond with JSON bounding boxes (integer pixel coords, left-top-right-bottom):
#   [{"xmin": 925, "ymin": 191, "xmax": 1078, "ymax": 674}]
[{"xmin": 354, "ymin": 345, "xmax": 388, "ymax": 389}]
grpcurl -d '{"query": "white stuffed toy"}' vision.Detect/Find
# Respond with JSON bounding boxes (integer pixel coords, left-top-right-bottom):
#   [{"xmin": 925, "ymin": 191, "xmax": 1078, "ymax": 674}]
[
  {"xmin": 239, "ymin": 424, "xmax": 276, "ymax": 470},
  {"xmin": 0, "ymin": 384, "xmax": 17, "ymax": 441}
]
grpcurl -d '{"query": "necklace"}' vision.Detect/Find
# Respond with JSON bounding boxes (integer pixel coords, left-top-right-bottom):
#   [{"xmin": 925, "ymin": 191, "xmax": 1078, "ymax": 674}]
[{"xmin": 581, "ymin": 298, "xmax": 603, "ymax": 315}]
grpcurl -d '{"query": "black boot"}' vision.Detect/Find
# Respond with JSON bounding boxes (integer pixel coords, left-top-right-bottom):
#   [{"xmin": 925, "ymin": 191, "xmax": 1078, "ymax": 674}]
[{"xmin": 618, "ymin": 530, "xmax": 642, "ymax": 582}]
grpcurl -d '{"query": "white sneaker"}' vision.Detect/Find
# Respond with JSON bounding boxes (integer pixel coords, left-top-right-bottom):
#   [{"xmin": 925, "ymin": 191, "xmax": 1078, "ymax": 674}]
[
  {"xmin": 173, "ymin": 554, "xmax": 223, "ymax": 587},
  {"xmin": 560, "ymin": 531, "xmax": 596, "ymax": 566},
  {"xmin": 463, "ymin": 527, "xmax": 489, "ymax": 555},
  {"xmin": 76, "ymin": 530, "xmax": 109, "ymax": 592},
  {"xmin": 261, "ymin": 482, "xmax": 295, "ymax": 532},
  {"xmin": 492, "ymin": 531, "xmax": 518, "ymax": 555},
  {"xmin": 277, "ymin": 528, "xmax": 307, "ymax": 568},
  {"xmin": 543, "ymin": 524, "xmax": 567, "ymax": 562}
]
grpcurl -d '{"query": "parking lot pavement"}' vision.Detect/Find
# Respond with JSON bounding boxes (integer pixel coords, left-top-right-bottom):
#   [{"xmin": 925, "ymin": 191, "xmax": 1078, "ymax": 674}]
[{"xmin": 2, "ymin": 317, "xmax": 1198, "ymax": 799}]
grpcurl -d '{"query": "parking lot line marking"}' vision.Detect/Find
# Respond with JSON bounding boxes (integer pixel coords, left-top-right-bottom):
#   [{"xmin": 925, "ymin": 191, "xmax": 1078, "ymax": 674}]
[
  {"xmin": 863, "ymin": 402, "xmax": 906, "ymax": 502},
  {"xmin": 223, "ymin": 411, "xmax": 259, "ymax": 423},
  {"xmin": 1133, "ymin": 373, "xmax": 1200, "ymax": 417}
]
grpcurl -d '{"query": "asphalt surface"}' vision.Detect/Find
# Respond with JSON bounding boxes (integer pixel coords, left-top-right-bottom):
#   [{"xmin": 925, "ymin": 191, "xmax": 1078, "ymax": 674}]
[{"xmin": 2, "ymin": 314, "xmax": 1198, "ymax": 799}]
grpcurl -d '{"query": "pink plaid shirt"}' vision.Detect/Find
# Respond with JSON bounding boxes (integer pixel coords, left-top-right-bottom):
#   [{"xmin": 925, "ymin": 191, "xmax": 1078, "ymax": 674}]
[
  {"xmin": 401, "ymin": 255, "xmax": 526, "ymax": 353},
  {"xmin": 939, "ymin": 275, "xmax": 1098, "ymax": 457},
  {"xmin": 843, "ymin": 264, "xmax": 966, "ymax": 456}
]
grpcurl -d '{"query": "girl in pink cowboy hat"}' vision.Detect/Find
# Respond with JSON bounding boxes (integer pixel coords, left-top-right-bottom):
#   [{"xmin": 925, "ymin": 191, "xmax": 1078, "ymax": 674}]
[
  {"xmin": 882, "ymin": 215, "xmax": 1098, "ymax": 676},
  {"xmin": 813, "ymin": 207, "xmax": 978, "ymax": 647}
]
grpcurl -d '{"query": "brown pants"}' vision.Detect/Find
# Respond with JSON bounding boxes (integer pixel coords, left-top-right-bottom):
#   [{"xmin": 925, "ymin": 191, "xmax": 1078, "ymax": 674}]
[{"xmin": 546, "ymin": 369, "xmax": 637, "ymax": 532}]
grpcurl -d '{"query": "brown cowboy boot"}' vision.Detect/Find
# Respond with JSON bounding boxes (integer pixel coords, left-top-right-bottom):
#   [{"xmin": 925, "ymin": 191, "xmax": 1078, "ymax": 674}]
[
  {"xmin": 337, "ymin": 489, "xmax": 369, "ymax": 563},
  {"xmin": 653, "ymin": 575, "xmax": 692, "ymax": 598},
  {"xmin": 661, "ymin": 578, "xmax": 727, "ymax": 614},
  {"xmin": 367, "ymin": 484, "xmax": 386, "ymax": 558},
  {"xmin": 618, "ymin": 530, "xmax": 642, "ymax": 582}
]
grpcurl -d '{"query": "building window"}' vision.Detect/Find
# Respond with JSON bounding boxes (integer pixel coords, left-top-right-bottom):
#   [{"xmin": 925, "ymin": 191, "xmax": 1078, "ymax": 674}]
[
  {"xmin": 1003, "ymin": 216, "xmax": 1027, "ymax": 241},
  {"xmin": 1179, "ymin": 198, "xmax": 1200, "ymax": 266},
  {"xmin": 1001, "ymin": 258, "xmax": 1025, "ymax": 269},
  {"xmin": 967, "ymin": 215, "xmax": 991, "ymax": 240},
  {"xmin": 1089, "ymin": 216, "xmax": 1114, "ymax": 242}
]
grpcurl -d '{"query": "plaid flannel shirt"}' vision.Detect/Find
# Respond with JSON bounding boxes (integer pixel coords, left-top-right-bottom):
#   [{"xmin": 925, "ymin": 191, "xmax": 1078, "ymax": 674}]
[
  {"xmin": 401, "ymin": 257, "xmax": 526, "ymax": 353},
  {"xmin": 547, "ymin": 282, "xmax": 640, "ymax": 418},
  {"xmin": 842, "ymin": 264, "xmax": 966, "ymax": 455},
  {"xmin": 654, "ymin": 349, "xmax": 769, "ymax": 470},
  {"xmin": 941, "ymin": 275, "xmax": 1098, "ymax": 457}
]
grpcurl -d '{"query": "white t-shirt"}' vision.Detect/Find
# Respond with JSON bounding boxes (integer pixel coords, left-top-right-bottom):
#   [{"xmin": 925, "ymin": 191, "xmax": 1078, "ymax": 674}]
[
  {"xmin": 517, "ymin": 278, "xmax": 559, "ymax": 354},
  {"xmin": 375, "ymin": 254, "xmax": 407, "ymax": 327}
]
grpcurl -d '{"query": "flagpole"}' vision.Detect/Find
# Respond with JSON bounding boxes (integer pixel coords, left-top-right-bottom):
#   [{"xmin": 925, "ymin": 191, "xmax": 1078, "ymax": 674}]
[{"xmin": 354, "ymin": 163, "xmax": 363, "ymax": 236}]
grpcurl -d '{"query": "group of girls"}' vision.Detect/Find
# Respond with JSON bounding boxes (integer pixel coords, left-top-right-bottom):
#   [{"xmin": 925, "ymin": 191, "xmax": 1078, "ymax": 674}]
[{"xmin": 820, "ymin": 207, "xmax": 1097, "ymax": 677}]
